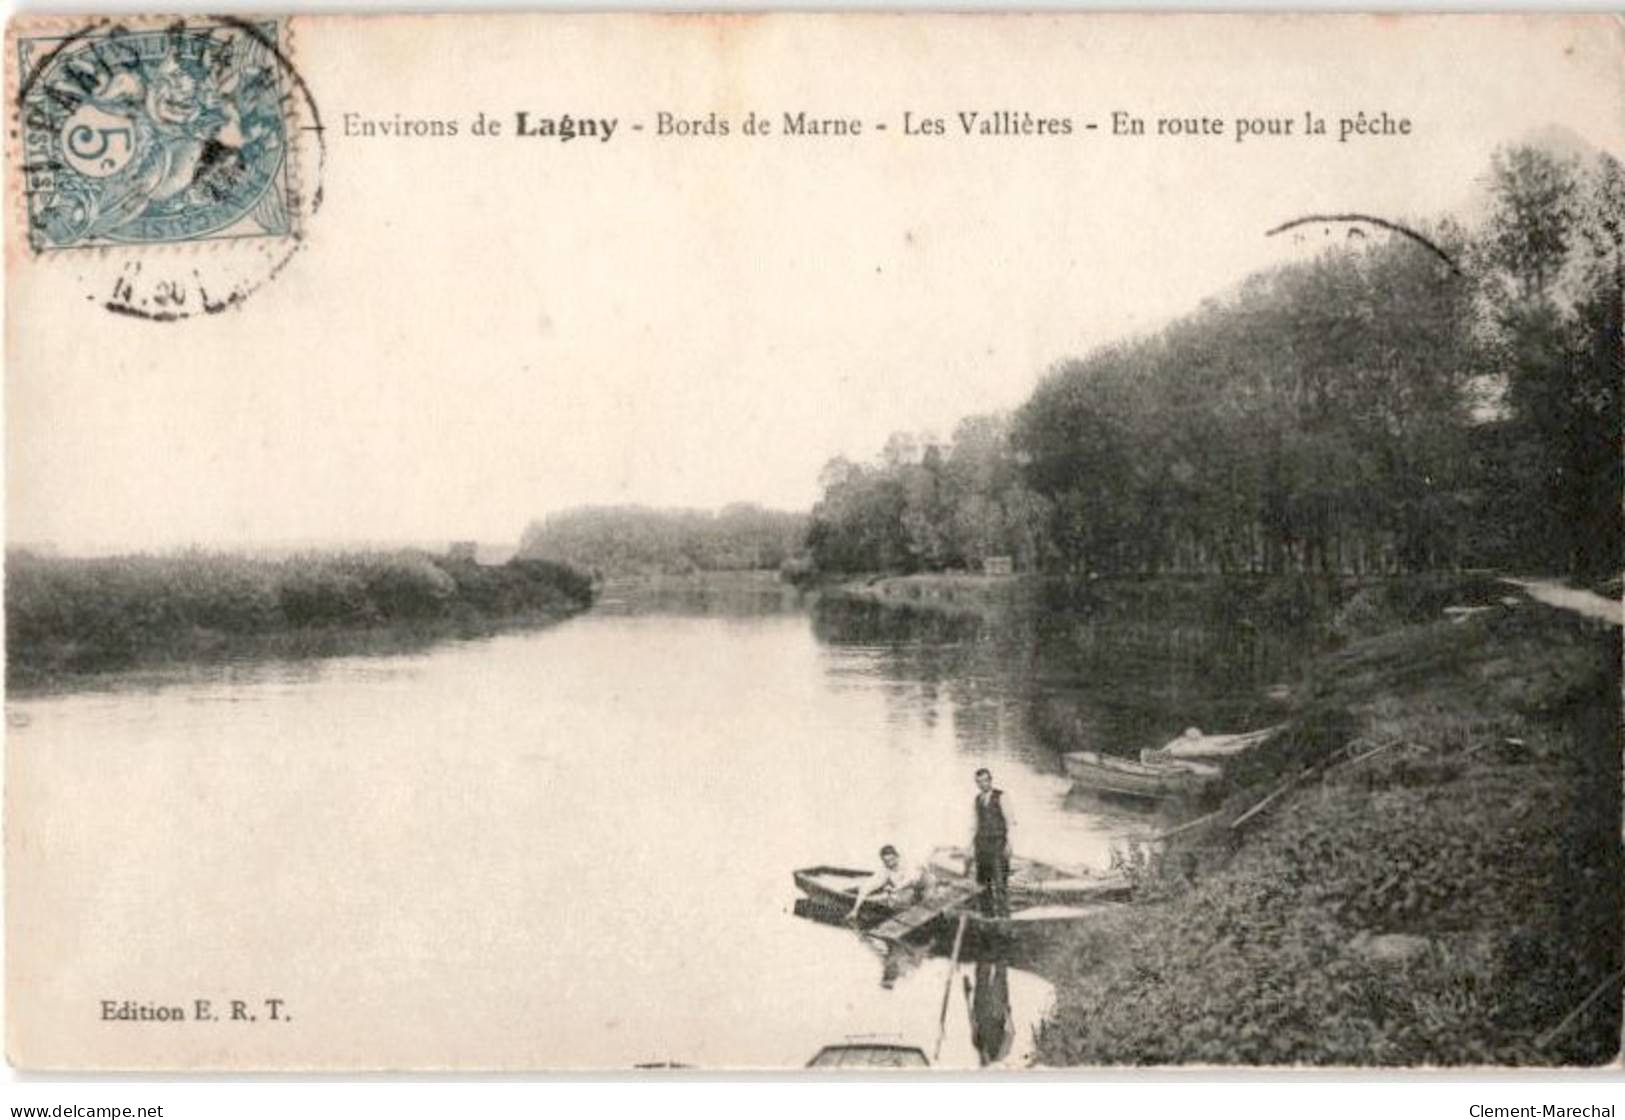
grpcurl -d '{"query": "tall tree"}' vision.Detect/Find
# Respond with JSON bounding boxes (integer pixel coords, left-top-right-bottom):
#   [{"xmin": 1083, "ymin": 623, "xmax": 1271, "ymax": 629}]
[{"xmin": 1478, "ymin": 145, "xmax": 1623, "ymax": 578}]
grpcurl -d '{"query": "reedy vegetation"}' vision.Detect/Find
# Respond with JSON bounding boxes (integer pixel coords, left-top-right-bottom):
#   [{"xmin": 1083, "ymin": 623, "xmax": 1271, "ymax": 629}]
[{"xmin": 6, "ymin": 550, "xmax": 594, "ymax": 684}]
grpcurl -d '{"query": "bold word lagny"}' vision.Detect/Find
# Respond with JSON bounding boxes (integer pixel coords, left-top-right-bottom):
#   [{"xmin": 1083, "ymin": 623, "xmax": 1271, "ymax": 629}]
[{"xmin": 515, "ymin": 113, "xmax": 618, "ymax": 142}]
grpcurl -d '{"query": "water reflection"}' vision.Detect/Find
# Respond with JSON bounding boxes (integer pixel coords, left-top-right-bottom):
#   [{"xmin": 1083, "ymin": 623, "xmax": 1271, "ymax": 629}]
[
  {"xmin": 866, "ymin": 939, "xmax": 926, "ymax": 990},
  {"xmin": 849, "ymin": 929, "xmax": 1018, "ymax": 1067},
  {"xmin": 593, "ymin": 573, "xmax": 811, "ymax": 618},
  {"xmin": 809, "ymin": 583, "xmax": 1312, "ymax": 767},
  {"xmin": 967, "ymin": 961, "xmax": 1013, "ymax": 1067},
  {"xmin": 9, "ymin": 574, "xmax": 1315, "ymax": 1069}
]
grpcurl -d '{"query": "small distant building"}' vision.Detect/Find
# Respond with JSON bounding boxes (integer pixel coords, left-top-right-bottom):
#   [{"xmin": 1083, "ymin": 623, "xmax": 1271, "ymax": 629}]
[{"xmin": 983, "ymin": 555, "xmax": 1014, "ymax": 577}]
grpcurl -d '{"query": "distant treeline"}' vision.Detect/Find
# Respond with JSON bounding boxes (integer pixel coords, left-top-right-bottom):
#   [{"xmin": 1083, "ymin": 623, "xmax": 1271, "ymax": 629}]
[
  {"xmin": 809, "ymin": 144, "xmax": 1622, "ymax": 580},
  {"xmin": 808, "ymin": 421, "xmax": 1049, "ymax": 575},
  {"xmin": 518, "ymin": 504, "xmax": 808, "ymax": 576},
  {"xmin": 7, "ymin": 549, "xmax": 594, "ymax": 682}
]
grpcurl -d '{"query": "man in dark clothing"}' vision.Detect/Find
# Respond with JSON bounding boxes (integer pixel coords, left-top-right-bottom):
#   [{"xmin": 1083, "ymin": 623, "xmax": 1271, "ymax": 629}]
[{"xmin": 966, "ymin": 767, "xmax": 1013, "ymax": 917}]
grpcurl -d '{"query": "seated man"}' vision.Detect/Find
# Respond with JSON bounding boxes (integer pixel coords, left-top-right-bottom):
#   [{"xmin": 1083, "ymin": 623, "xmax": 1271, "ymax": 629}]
[{"xmin": 846, "ymin": 844, "xmax": 931, "ymax": 924}]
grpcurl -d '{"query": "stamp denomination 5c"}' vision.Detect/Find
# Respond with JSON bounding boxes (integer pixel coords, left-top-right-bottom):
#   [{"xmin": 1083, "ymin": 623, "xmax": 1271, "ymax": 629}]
[
  {"xmin": 11, "ymin": 16, "xmax": 324, "ymax": 320},
  {"xmin": 19, "ymin": 21, "xmax": 296, "ymax": 252}
]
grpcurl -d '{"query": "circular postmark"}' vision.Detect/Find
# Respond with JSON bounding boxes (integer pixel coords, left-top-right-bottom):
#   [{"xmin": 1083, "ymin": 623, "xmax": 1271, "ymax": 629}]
[{"xmin": 14, "ymin": 15, "xmax": 325, "ymax": 320}]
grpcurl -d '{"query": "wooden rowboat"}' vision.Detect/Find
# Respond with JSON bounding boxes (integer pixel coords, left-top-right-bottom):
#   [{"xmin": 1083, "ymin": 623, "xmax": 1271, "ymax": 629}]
[
  {"xmin": 1063, "ymin": 749, "xmax": 1220, "ymax": 800},
  {"xmin": 923, "ymin": 847, "xmax": 1133, "ymax": 905},
  {"xmin": 791, "ymin": 850, "xmax": 1130, "ymax": 957},
  {"xmin": 790, "ymin": 884, "xmax": 1120, "ymax": 960},
  {"xmin": 793, "ymin": 851, "xmax": 1129, "ymax": 918},
  {"xmin": 792, "ymin": 865, "xmax": 913, "ymax": 924}
]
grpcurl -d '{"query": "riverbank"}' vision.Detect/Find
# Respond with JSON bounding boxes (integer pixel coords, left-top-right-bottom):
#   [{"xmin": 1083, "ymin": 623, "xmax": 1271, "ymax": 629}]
[
  {"xmin": 6, "ymin": 550, "xmax": 594, "ymax": 692},
  {"xmin": 1034, "ymin": 588, "xmax": 1621, "ymax": 1065},
  {"xmin": 826, "ymin": 570, "xmax": 1512, "ymax": 640},
  {"xmin": 827, "ymin": 572, "xmax": 1034, "ymax": 618}
]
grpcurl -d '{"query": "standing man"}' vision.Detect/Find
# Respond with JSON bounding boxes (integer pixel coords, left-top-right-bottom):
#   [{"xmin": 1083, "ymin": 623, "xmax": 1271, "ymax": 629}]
[{"xmin": 967, "ymin": 768, "xmax": 1013, "ymax": 917}]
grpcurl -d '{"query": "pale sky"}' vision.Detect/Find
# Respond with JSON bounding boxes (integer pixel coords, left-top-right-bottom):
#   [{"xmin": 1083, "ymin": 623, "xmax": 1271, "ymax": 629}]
[{"xmin": 9, "ymin": 14, "xmax": 1622, "ymax": 552}]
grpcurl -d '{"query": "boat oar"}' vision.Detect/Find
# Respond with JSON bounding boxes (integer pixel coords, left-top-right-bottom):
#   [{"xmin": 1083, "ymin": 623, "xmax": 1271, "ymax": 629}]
[{"xmin": 933, "ymin": 912, "xmax": 971, "ymax": 1062}]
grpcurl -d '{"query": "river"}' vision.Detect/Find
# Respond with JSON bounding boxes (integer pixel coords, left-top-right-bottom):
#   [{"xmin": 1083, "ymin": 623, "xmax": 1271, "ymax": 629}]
[{"xmin": 7, "ymin": 576, "xmax": 1305, "ymax": 1070}]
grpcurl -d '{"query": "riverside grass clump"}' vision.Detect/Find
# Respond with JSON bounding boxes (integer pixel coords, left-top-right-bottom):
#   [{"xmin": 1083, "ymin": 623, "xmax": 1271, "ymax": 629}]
[
  {"xmin": 6, "ymin": 549, "xmax": 595, "ymax": 685},
  {"xmin": 1037, "ymin": 603, "xmax": 1621, "ymax": 1067}
]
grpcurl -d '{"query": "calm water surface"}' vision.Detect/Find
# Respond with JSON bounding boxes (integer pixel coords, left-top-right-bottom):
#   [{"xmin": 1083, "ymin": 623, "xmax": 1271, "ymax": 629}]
[{"xmin": 10, "ymin": 582, "xmax": 1301, "ymax": 1069}]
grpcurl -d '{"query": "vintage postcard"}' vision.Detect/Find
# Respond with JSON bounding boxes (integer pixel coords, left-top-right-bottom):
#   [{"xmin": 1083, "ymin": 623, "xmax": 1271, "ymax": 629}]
[{"xmin": 5, "ymin": 12, "xmax": 1622, "ymax": 1072}]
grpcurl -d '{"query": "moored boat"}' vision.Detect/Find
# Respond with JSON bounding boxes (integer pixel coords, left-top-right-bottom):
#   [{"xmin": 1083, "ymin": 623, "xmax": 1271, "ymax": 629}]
[
  {"xmin": 924, "ymin": 847, "xmax": 1132, "ymax": 905},
  {"xmin": 1140, "ymin": 724, "xmax": 1284, "ymax": 764},
  {"xmin": 792, "ymin": 851, "xmax": 1129, "ymax": 923},
  {"xmin": 792, "ymin": 865, "xmax": 914, "ymax": 924},
  {"xmin": 791, "ymin": 850, "xmax": 1130, "ymax": 959},
  {"xmin": 1062, "ymin": 749, "xmax": 1220, "ymax": 800}
]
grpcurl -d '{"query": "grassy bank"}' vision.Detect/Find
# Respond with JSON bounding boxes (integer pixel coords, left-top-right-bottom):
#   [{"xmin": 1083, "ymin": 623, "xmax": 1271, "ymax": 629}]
[
  {"xmin": 1035, "ymin": 593, "xmax": 1621, "ymax": 1065},
  {"xmin": 829, "ymin": 570, "xmax": 1510, "ymax": 634},
  {"xmin": 7, "ymin": 550, "xmax": 594, "ymax": 690}
]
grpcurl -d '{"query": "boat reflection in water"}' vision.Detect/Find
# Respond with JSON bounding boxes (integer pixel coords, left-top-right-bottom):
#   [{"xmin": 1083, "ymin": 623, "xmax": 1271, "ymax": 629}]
[
  {"xmin": 866, "ymin": 939, "xmax": 1015, "ymax": 1066},
  {"xmin": 865, "ymin": 938, "xmax": 926, "ymax": 991}
]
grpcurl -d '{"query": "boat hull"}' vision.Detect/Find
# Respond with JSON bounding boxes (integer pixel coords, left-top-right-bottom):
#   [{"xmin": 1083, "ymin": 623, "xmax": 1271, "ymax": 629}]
[
  {"xmin": 792, "ymin": 857, "xmax": 1131, "ymax": 957},
  {"xmin": 1062, "ymin": 750, "xmax": 1217, "ymax": 800},
  {"xmin": 793, "ymin": 855, "xmax": 1129, "ymax": 919},
  {"xmin": 792, "ymin": 866, "xmax": 903, "ymax": 925}
]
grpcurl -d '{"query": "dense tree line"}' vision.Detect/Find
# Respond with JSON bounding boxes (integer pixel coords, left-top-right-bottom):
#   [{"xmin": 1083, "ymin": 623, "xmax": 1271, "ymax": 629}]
[
  {"xmin": 7, "ymin": 549, "xmax": 594, "ymax": 680},
  {"xmin": 808, "ymin": 143, "xmax": 1622, "ymax": 581},
  {"xmin": 518, "ymin": 503, "xmax": 808, "ymax": 576},
  {"xmin": 807, "ymin": 421, "xmax": 1050, "ymax": 574}
]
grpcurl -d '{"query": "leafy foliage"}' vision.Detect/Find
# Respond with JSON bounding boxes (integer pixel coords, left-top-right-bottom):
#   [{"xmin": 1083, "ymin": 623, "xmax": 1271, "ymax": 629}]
[
  {"xmin": 1474, "ymin": 148, "xmax": 1624, "ymax": 578},
  {"xmin": 807, "ymin": 414, "xmax": 1051, "ymax": 574},
  {"xmin": 808, "ymin": 145, "xmax": 1622, "ymax": 583},
  {"xmin": 1012, "ymin": 226, "xmax": 1482, "ymax": 577},
  {"xmin": 1038, "ymin": 608, "xmax": 1621, "ymax": 1066}
]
